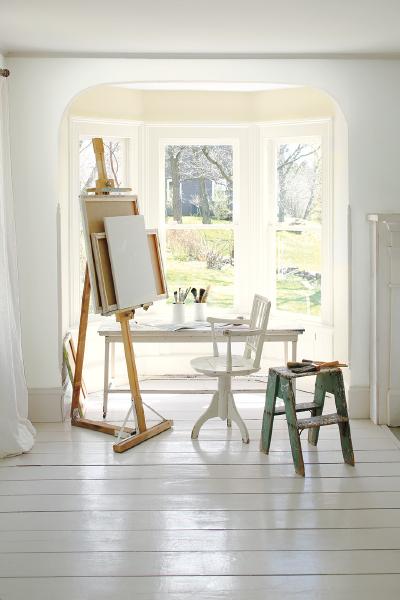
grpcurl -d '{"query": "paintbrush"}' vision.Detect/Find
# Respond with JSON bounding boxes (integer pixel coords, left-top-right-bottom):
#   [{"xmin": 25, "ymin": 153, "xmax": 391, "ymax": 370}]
[
  {"xmin": 191, "ymin": 287, "xmax": 198, "ymax": 302},
  {"xmin": 182, "ymin": 287, "xmax": 191, "ymax": 303},
  {"xmin": 174, "ymin": 291, "xmax": 178, "ymax": 304},
  {"xmin": 199, "ymin": 288, "xmax": 206, "ymax": 303},
  {"xmin": 202, "ymin": 285, "xmax": 210, "ymax": 303}
]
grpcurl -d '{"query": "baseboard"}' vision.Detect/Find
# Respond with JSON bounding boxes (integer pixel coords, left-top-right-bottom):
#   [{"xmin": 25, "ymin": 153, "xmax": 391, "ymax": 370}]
[
  {"xmin": 28, "ymin": 386, "xmax": 66, "ymax": 423},
  {"xmin": 387, "ymin": 389, "xmax": 400, "ymax": 426},
  {"xmin": 348, "ymin": 385, "xmax": 370, "ymax": 419}
]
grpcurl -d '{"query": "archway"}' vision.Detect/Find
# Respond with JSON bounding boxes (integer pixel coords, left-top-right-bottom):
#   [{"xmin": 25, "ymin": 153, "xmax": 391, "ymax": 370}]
[{"xmin": 59, "ymin": 81, "xmax": 349, "ymax": 404}]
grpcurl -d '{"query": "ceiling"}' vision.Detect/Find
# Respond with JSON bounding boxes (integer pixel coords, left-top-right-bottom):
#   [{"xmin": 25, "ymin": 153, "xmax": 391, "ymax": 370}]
[{"xmin": 1, "ymin": 0, "xmax": 399, "ymax": 57}]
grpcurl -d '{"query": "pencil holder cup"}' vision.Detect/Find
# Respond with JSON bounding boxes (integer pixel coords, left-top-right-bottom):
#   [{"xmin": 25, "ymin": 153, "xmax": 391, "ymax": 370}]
[
  {"xmin": 193, "ymin": 302, "xmax": 207, "ymax": 322},
  {"xmin": 172, "ymin": 303, "xmax": 186, "ymax": 324}
]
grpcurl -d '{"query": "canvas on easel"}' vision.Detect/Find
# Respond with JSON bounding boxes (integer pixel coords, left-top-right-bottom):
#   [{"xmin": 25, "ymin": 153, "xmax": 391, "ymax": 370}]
[
  {"xmin": 91, "ymin": 228, "xmax": 167, "ymax": 314},
  {"xmin": 147, "ymin": 229, "xmax": 168, "ymax": 299},
  {"xmin": 71, "ymin": 137, "xmax": 172, "ymax": 452},
  {"xmin": 81, "ymin": 194, "xmax": 140, "ymax": 313},
  {"xmin": 104, "ymin": 215, "xmax": 157, "ymax": 310}
]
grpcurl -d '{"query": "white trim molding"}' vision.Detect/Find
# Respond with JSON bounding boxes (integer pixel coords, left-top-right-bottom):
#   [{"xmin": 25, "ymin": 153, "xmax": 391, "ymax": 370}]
[
  {"xmin": 28, "ymin": 387, "xmax": 66, "ymax": 423},
  {"xmin": 369, "ymin": 214, "xmax": 400, "ymax": 425},
  {"xmin": 348, "ymin": 385, "xmax": 370, "ymax": 419}
]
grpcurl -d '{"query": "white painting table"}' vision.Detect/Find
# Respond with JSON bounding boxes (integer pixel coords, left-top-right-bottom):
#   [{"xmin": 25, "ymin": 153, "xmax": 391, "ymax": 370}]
[{"xmin": 98, "ymin": 322, "xmax": 305, "ymax": 418}]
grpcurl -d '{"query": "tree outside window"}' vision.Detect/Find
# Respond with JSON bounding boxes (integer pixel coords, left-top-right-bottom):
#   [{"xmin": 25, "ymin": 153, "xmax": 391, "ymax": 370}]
[
  {"xmin": 164, "ymin": 145, "xmax": 234, "ymax": 307},
  {"xmin": 274, "ymin": 140, "xmax": 322, "ymax": 317}
]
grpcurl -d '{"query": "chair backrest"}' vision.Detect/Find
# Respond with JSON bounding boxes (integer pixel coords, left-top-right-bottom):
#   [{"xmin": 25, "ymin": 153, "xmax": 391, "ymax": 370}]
[{"xmin": 244, "ymin": 294, "xmax": 271, "ymax": 369}]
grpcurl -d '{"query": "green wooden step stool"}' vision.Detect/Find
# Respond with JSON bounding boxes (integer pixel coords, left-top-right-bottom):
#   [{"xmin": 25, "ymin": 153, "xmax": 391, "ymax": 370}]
[{"xmin": 260, "ymin": 366, "xmax": 355, "ymax": 476}]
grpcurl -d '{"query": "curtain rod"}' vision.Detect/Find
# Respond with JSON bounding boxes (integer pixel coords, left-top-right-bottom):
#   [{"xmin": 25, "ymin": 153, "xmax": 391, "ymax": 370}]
[{"xmin": 0, "ymin": 69, "xmax": 10, "ymax": 77}]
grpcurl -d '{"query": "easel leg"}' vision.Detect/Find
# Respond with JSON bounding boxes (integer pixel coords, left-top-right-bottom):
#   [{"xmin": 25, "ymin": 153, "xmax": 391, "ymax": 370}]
[
  {"xmin": 116, "ymin": 310, "xmax": 146, "ymax": 433},
  {"xmin": 71, "ymin": 264, "xmax": 135, "ymax": 437},
  {"xmin": 71, "ymin": 265, "xmax": 90, "ymax": 419},
  {"xmin": 113, "ymin": 310, "xmax": 173, "ymax": 453},
  {"xmin": 71, "ymin": 269, "xmax": 172, "ymax": 449}
]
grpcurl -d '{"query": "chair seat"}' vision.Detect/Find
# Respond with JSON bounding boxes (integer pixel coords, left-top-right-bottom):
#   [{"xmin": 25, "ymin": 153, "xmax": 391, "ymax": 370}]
[{"xmin": 191, "ymin": 354, "xmax": 259, "ymax": 376}]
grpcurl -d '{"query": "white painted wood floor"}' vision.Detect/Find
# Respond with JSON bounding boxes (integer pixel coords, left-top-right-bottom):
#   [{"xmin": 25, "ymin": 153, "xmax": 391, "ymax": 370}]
[{"xmin": 2, "ymin": 387, "xmax": 400, "ymax": 599}]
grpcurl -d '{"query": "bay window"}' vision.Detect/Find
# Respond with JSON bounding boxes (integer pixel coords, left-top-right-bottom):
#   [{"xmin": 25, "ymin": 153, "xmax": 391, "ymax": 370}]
[{"xmin": 69, "ymin": 119, "xmax": 331, "ymax": 328}]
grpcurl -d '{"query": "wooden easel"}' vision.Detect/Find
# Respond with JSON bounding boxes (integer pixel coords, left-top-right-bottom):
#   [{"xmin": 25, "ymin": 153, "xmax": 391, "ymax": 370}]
[{"xmin": 71, "ymin": 139, "xmax": 172, "ymax": 452}]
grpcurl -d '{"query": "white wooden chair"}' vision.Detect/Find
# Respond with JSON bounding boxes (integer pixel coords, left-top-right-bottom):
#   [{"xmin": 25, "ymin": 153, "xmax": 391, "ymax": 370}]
[{"xmin": 190, "ymin": 294, "xmax": 271, "ymax": 443}]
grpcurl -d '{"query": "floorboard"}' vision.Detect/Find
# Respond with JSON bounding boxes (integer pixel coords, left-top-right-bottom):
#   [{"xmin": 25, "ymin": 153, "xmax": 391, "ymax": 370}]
[{"xmin": 1, "ymin": 390, "xmax": 400, "ymax": 599}]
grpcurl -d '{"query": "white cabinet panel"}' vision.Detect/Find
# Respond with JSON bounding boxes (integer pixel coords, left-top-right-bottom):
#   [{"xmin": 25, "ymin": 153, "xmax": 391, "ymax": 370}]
[{"xmin": 369, "ymin": 214, "xmax": 400, "ymax": 425}]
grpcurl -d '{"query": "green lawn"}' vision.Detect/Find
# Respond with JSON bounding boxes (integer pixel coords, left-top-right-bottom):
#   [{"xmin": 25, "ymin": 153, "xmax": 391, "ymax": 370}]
[
  {"xmin": 276, "ymin": 229, "xmax": 321, "ymax": 272},
  {"xmin": 166, "ymin": 259, "xmax": 234, "ymax": 307},
  {"xmin": 277, "ymin": 275, "xmax": 321, "ymax": 316},
  {"xmin": 166, "ymin": 227, "xmax": 322, "ymax": 315}
]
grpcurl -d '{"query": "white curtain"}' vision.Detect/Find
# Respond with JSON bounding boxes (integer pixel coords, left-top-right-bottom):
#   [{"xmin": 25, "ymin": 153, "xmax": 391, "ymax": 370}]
[{"xmin": 0, "ymin": 76, "xmax": 36, "ymax": 457}]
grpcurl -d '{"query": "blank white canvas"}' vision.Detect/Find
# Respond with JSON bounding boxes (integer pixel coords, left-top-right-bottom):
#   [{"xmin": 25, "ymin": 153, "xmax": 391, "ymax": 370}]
[{"xmin": 104, "ymin": 215, "xmax": 157, "ymax": 310}]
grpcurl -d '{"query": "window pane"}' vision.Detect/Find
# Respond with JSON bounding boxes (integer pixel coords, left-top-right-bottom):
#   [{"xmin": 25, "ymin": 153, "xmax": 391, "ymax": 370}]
[
  {"xmin": 276, "ymin": 141, "xmax": 321, "ymax": 225},
  {"xmin": 275, "ymin": 139, "xmax": 322, "ymax": 317},
  {"xmin": 165, "ymin": 145, "xmax": 233, "ymax": 225},
  {"xmin": 276, "ymin": 229, "xmax": 321, "ymax": 316},
  {"xmin": 166, "ymin": 228, "xmax": 234, "ymax": 307},
  {"xmin": 79, "ymin": 137, "xmax": 126, "ymax": 192}
]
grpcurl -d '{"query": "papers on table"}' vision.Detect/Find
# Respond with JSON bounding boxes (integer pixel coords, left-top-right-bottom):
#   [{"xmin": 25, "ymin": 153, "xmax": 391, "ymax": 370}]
[{"xmin": 133, "ymin": 321, "xmax": 249, "ymax": 332}]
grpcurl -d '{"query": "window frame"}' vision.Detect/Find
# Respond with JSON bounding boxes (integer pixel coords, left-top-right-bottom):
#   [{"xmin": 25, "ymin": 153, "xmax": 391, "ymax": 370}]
[
  {"xmin": 68, "ymin": 117, "xmax": 140, "ymax": 326},
  {"xmin": 161, "ymin": 139, "xmax": 237, "ymax": 310},
  {"xmin": 260, "ymin": 119, "xmax": 333, "ymax": 325},
  {"xmin": 144, "ymin": 125, "xmax": 250, "ymax": 313}
]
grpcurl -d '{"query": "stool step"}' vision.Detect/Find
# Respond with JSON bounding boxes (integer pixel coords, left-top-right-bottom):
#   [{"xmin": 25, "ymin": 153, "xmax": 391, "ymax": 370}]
[
  {"xmin": 297, "ymin": 413, "xmax": 349, "ymax": 430},
  {"xmin": 274, "ymin": 401, "xmax": 317, "ymax": 415}
]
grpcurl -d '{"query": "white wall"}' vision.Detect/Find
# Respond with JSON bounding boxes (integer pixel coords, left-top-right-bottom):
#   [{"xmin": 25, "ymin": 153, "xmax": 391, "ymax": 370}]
[{"xmin": 7, "ymin": 57, "xmax": 399, "ymax": 420}]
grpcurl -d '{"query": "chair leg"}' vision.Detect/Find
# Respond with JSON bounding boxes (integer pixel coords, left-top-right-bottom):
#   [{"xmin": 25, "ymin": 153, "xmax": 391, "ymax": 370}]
[
  {"xmin": 333, "ymin": 372, "xmax": 355, "ymax": 466},
  {"xmin": 228, "ymin": 392, "xmax": 249, "ymax": 444},
  {"xmin": 283, "ymin": 380, "xmax": 305, "ymax": 476},
  {"xmin": 260, "ymin": 370, "xmax": 279, "ymax": 454},
  {"xmin": 191, "ymin": 375, "xmax": 248, "ymax": 442},
  {"xmin": 308, "ymin": 373, "xmax": 327, "ymax": 446},
  {"xmin": 191, "ymin": 391, "xmax": 219, "ymax": 439}
]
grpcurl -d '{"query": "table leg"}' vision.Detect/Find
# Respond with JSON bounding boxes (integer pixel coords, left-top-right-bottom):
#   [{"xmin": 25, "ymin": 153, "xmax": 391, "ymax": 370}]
[
  {"xmin": 103, "ymin": 338, "xmax": 110, "ymax": 419},
  {"xmin": 110, "ymin": 341, "xmax": 116, "ymax": 379}
]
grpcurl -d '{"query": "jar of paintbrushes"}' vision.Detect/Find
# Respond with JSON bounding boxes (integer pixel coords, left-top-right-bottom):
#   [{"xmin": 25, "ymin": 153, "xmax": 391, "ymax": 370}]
[
  {"xmin": 171, "ymin": 287, "xmax": 191, "ymax": 323},
  {"xmin": 191, "ymin": 285, "xmax": 210, "ymax": 321}
]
